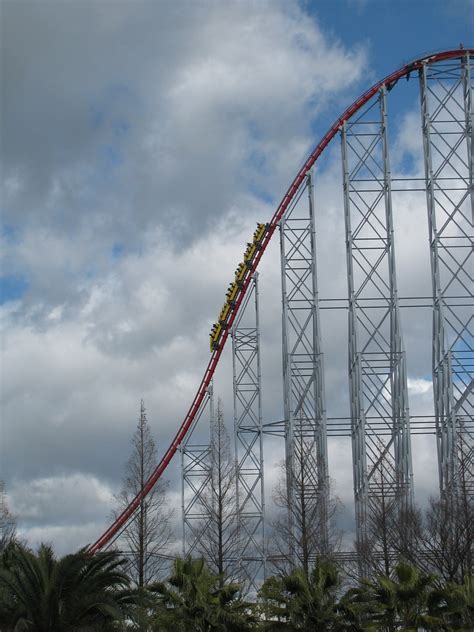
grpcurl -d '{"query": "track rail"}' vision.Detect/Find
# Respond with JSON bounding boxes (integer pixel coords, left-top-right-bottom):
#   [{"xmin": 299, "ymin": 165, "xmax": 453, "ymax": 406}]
[{"xmin": 89, "ymin": 48, "xmax": 472, "ymax": 553}]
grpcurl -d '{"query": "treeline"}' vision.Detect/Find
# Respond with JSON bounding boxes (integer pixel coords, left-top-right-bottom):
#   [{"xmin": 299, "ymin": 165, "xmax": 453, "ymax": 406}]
[
  {"xmin": 0, "ymin": 541, "xmax": 473, "ymax": 630},
  {"xmin": 1, "ymin": 402, "xmax": 471, "ymax": 629}
]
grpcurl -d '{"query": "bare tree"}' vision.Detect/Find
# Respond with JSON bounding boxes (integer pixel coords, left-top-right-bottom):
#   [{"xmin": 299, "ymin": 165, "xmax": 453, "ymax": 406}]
[
  {"xmin": 454, "ymin": 421, "xmax": 473, "ymax": 577},
  {"xmin": 114, "ymin": 400, "xmax": 173, "ymax": 587},
  {"xmin": 354, "ymin": 440, "xmax": 415, "ymax": 578},
  {"xmin": 270, "ymin": 432, "xmax": 341, "ymax": 578},
  {"xmin": 387, "ymin": 494, "xmax": 473, "ymax": 585},
  {"xmin": 401, "ymin": 424, "xmax": 473, "ymax": 583},
  {"xmin": 414, "ymin": 428, "xmax": 472, "ymax": 583},
  {"xmin": 420, "ymin": 495, "xmax": 471, "ymax": 583},
  {"xmin": 357, "ymin": 478, "xmax": 396, "ymax": 576},
  {"xmin": 194, "ymin": 398, "xmax": 241, "ymax": 584},
  {"xmin": 358, "ymin": 428, "xmax": 473, "ymax": 583},
  {"xmin": 0, "ymin": 481, "xmax": 16, "ymax": 551}
]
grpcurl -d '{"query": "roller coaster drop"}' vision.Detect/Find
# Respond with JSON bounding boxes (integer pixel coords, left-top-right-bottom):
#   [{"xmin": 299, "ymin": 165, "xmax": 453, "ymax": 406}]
[{"xmin": 90, "ymin": 49, "xmax": 473, "ymax": 584}]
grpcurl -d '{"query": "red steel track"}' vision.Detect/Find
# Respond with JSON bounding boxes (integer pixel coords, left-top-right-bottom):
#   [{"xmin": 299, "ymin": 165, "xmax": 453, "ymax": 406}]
[{"xmin": 89, "ymin": 48, "xmax": 472, "ymax": 553}]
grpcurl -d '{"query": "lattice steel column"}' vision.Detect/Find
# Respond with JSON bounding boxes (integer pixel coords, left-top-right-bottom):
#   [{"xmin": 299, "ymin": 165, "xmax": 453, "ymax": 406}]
[
  {"xmin": 232, "ymin": 274, "xmax": 265, "ymax": 593},
  {"xmin": 419, "ymin": 55, "xmax": 473, "ymax": 499},
  {"xmin": 181, "ymin": 385, "xmax": 213, "ymax": 556},
  {"xmin": 280, "ymin": 171, "xmax": 329, "ymax": 566},
  {"xmin": 341, "ymin": 86, "xmax": 413, "ymax": 555}
]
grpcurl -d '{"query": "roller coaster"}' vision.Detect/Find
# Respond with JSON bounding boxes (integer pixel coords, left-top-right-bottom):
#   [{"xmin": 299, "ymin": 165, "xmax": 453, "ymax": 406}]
[
  {"xmin": 210, "ymin": 223, "xmax": 268, "ymax": 352},
  {"xmin": 89, "ymin": 49, "xmax": 473, "ymax": 585}
]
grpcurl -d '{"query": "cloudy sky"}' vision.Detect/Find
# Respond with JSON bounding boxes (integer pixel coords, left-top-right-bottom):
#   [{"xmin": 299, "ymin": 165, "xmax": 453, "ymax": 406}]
[{"xmin": 1, "ymin": 0, "xmax": 472, "ymax": 554}]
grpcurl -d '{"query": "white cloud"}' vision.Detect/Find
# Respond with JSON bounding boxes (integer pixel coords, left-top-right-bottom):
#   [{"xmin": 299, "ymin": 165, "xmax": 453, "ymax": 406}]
[
  {"xmin": 9, "ymin": 473, "xmax": 115, "ymax": 555},
  {"xmin": 9, "ymin": 473, "xmax": 114, "ymax": 522},
  {"xmin": 407, "ymin": 378, "xmax": 433, "ymax": 396},
  {"xmin": 2, "ymin": 0, "xmax": 459, "ymax": 557}
]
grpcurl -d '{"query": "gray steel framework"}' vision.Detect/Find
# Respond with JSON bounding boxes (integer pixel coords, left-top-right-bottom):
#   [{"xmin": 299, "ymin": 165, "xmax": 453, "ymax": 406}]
[
  {"xmin": 180, "ymin": 386, "xmax": 213, "ymax": 557},
  {"xmin": 232, "ymin": 274, "xmax": 266, "ymax": 593},
  {"xmin": 280, "ymin": 170, "xmax": 329, "ymax": 563},
  {"xmin": 419, "ymin": 55, "xmax": 473, "ymax": 500},
  {"xmin": 178, "ymin": 53, "xmax": 472, "ymax": 580},
  {"xmin": 341, "ymin": 86, "xmax": 413, "ymax": 553}
]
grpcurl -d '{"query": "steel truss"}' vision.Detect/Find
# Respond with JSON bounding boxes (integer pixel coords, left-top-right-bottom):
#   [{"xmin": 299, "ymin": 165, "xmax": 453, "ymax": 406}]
[
  {"xmin": 232, "ymin": 274, "xmax": 266, "ymax": 593},
  {"xmin": 341, "ymin": 86, "xmax": 413, "ymax": 555},
  {"xmin": 180, "ymin": 386, "xmax": 213, "ymax": 557},
  {"xmin": 280, "ymin": 170, "xmax": 329, "ymax": 565},
  {"xmin": 91, "ymin": 50, "xmax": 473, "ymax": 559},
  {"xmin": 419, "ymin": 55, "xmax": 473, "ymax": 501}
]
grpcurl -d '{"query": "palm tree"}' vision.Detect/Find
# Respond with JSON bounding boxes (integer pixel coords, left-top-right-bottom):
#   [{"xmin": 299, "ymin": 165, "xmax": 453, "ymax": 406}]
[
  {"xmin": 428, "ymin": 573, "xmax": 474, "ymax": 630},
  {"xmin": 151, "ymin": 555, "xmax": 256, "ymax": 631},
  {"xmin": 362, "ymin": 561, "xmax": 441, "ymax": 631},
  {"xmin": 337, "ymin": 584, "xmax": 379, "ymax": 631},
  {"xmin": 258, "ymin": 559, "xmax": 342, "ymax": 630},
  {"xmin": 0, "ymin": 541, "xmax": 139, "ymax": 630},
  {"xmin": 257, "ymin": 575, "xmax": 289, "ymax": 629}
]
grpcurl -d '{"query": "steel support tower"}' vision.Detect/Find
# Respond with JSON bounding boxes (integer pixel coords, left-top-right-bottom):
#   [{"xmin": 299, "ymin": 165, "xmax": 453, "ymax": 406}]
[
  {"xmin": 342, "ymin": 86, "xmax": 413, "ymax": 555},
  {"xmin": 90, "ymin": 50, "xmax": 473, "ymax": 568},
  {"xmin": 232, "ymin": 274, "xmax": 266, "ymax": 593},
  {"xmin": 419, "ymin": 54, "xmax": 473, "ymax": 500},
  {"xmin": 180, "ymin": 386, "xmax": 213, "ymax": 557},
  {"xmin": 280, "ymin": 171, "xmax": 329, "ymax": 566}
]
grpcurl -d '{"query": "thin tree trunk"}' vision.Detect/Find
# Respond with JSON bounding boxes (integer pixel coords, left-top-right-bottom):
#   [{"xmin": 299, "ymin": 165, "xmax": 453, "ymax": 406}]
[{"xmin": 138, "ymin": 401, "xmax": 145, "ymax": 588}]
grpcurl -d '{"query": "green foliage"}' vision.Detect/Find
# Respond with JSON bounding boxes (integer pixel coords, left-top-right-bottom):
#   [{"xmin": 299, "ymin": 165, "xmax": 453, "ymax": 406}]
[
  {"xmin": 360, "ymin": 561, "xmax": 442, "ymax": 631},
  {"xmin": 0, "ymin": 542, "xmax": 472, "ymax": 631},
  {"xmin": 150, "ymin": 555, "xmax": 256, "ymax": 631},
  {"xmin": 0, "ymin": 541, "xmax": 139, "ymax": 631},
  {"xmin": 336, "ymin": 585, "xmax": 378, "ymax": 631},
  {"xmin": 258, "ymin": 559, "xmax": 344, "ymax": 630},
  {"xmin": 257, "ymin": 560, "xmax": 474, "ymax": 631},
  {"xmin": 428, "ymin": 573, "xmax": 474, "ymax": 631}
]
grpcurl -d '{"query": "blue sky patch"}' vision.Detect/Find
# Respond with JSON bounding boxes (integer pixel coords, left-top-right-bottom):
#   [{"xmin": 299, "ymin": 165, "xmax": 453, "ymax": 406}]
[
  {"xmin": 101, "ymin": 143, "xmax": 123, "ymax": 168},
  {"xmin": 1, "ymin": 223, "xmax": 20, "ymax": 244},
  {"xmin": 111, "ymin": 242, "xmax": 125, "ymax": 259},
  {"xmin": 0, "ymin": 275, "xmax": 29, "ymax": 304}
]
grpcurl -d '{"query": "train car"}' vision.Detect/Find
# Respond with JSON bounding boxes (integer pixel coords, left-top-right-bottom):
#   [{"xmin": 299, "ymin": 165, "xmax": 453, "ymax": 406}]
[
  {"xmin": 210, "ymin": 322, "xmax": 222, "ymax": 352},
  {"xmin": 235, "ymin": 262, "xmax": 246, "ymax": 285},
  {"xmin": 209, "ymin": 224, "xmax": 269, "ymax": 353},
  {"xmin": 244, "ymin": 241, "xmax": 257, "ymax": 267},
  {"xmin": 253, "ymin": 222, "xmax": 267, "ymax": 245},
  {"xmin": 226, "ymin": 281, "xmax": 239, "ymax": 304},
  {"xmin": 219, "ymin": 302, "xmax": 231, "ymax": 325}
]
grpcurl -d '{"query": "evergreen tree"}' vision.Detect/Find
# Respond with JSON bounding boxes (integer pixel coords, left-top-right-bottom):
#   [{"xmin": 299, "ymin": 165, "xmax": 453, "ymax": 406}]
[
  {"xmin": 151, "ymin": 556, "xmax": 256, "ymax": 631},
  {"xmin": 258, "ymin": 560, "xmax": 343, "ymax": 631},
  {"xmin": 0, "ymin": 542, "xmax": 138, "ymax": 630},
  {"xmin": 362, "ymin": 561, "xmax": 441, "ymax": 631}
]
